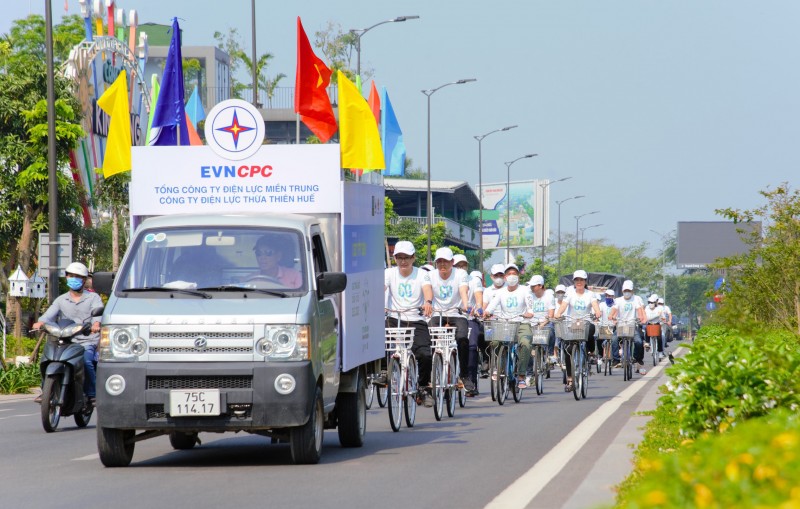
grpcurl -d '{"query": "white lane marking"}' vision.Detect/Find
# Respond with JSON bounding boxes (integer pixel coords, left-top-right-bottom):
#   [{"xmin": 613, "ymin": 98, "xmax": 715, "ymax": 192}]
[
  {"xmin": 485, "ymin": 348, "xmax": 681, "ymax": 509},
  {"xmin": 0, "ymin": 413, "xmax": 39, "ymax": 420},
  {"xmin": 73, "ymin": 453, "xmax": 100, "ymax": 461},
  {"xmin": 0, "ymin": 409, "xmax": 13, "ymax": 412}
]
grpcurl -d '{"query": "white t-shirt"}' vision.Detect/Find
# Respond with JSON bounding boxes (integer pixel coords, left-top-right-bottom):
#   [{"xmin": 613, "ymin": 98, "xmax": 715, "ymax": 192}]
[
  {"xmin": 613, "ymin": 296, "xmax": 641, "ymax": 322},
  {"xmin": 644, "ymin": 304, "xmax": 663, "ymax": 322},
  {"xmin": 562, "ymin": 289, "xmax": 597, "ymax": 319},
  {"xmin": 598, "ymin": 300, "xmax": 615, "ymax": 323},
  {"xmin": 429, "ymin": 267, "xmax": 469, "ymax": 318},
  {"xmin": 530, "ymin": 291, "xmax": 556, "ymax": 323},
  {"xmin": 385, "ymin": 267, "xmax": 431, "ymax": 322},
  {"xmin": 483, "ymin": 283, "xmax": 505, "ymax": 308},
  {"xmin": 467, "ymin": 274, "xmax": 484, "ymax": 309},
  {"xmin": 486, "ymin": 286, "xmax": 533, "ymax": 322}
]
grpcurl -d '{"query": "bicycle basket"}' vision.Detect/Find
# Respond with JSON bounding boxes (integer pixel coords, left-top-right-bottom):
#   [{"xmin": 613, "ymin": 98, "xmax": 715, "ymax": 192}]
[
  {"xmin": 564, "ymin": 319, "xmax": 591, "ymax": 341},
  {"xmin": 597, "ymin": 324, "xmax": 615, "ymax": 340},
  {"xmin": 429, "ymin": 326, "xmax": 456, "ymax": 350},
  {"xmin": 485, "ymin": 320, "xmax": 519, "ymax": 343},
  {"xmin": 385, "ymin": 327, "xmax": 415, "ymax": 353},
  {"xmin": 646, "ymin": 324, "xmax": 662, "ymax": 337},
  {"xmin": 531, "ymin": 326, "xmax": 550, "ymax": 345},
  {"xmin": 617, "ymin": 322, "xmax": 636, "ymax": 338}
]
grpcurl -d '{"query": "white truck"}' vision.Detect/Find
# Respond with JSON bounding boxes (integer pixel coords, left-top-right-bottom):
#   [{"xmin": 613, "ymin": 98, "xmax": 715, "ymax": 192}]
[{"xmin": 93, "ymin": 101, "xmax": 385, "ymax": 466}]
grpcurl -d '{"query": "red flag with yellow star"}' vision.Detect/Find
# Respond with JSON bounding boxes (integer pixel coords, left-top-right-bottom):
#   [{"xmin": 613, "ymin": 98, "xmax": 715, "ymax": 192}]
[{"xmin": 295, "ymin": 17, "xmax": 337, "ymax": 143}]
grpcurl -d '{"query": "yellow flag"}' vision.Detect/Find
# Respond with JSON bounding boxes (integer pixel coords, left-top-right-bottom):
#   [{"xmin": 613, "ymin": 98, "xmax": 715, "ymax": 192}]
[
  {"xmin": 337, "ymin": 71, "xmax": 385, "ymax": 170},
  {"xmin": 97, "ymin": 70, "xmax": 132, "ymax": 178}
]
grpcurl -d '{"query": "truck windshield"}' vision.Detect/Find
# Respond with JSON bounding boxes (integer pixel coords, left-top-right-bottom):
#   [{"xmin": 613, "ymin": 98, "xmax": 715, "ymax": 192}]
[{"xmin": 115, "ymin": 227, "xmax": 308, "ymax": 296}]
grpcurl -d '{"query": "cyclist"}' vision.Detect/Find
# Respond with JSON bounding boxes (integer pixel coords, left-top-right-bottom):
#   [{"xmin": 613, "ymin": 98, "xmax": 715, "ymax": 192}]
[
  {"xmin": 528, "ymin": 274, "xmax": 555, "ymax": 384},
  {"xmin": 609, "ymin": 279, "xmax": 647, "ymax": 373},
  {"xmin": 595, "ymin": 289, "xmax": 616, "ymax": 369},
  {"xmin": 554, "ymin": 270, "xmax": 601, "ymax": 392},
  {"xmin": 32, "ymin": 262, "xmax": 103, "ymax": 405},
  {"xmin": 484, "ymin": 263, "xmax": 534, "ymax": 389},
  {"xmin": 428, "ymin": 247, "xmax": 472, "ymax": 395},
  {"xmin": 552, "ymin": 284, "xmax": 568, "ymax": 364},
  {"xmin": 644, "ymin": 294, "xmax": 665, "ymax": 360},
  {"xmin": 384, "ymin": 241, "xmax": 434, "ymax": 407},
  {"xmin": 658, "ymin": 297, "xmax": 673, "ymax": 349},
  {"xmin": 454, "ymin": 254, "xmax": 484, "ymax": 396}
]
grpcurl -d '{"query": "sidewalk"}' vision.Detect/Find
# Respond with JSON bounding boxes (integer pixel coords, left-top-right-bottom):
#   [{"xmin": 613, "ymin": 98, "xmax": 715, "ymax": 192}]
[{"xmin": 0, "ymin": 387, "xmax": 41, "ymax": 403}]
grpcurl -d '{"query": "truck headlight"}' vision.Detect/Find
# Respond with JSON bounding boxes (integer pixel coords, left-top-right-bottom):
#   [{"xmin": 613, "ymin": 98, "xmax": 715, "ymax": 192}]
[
  {"xmin": 257, "ymin": 325, "xmax": 310, "ymax": 361},
  {"xmin": 100, "ymin": 326, "xmax": 145, "ymax": 361}
]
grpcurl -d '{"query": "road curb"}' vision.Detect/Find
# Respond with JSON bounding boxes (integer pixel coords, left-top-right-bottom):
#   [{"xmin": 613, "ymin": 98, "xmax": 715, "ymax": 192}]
[{"xmin": 0, "ymin": 387, "xmax": 41, "ymax": 403}]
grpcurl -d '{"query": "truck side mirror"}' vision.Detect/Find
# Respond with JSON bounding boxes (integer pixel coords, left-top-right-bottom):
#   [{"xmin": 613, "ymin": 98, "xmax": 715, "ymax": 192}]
[
  {"xmin": 93, "ymin": 272, "xmax": 115, "ymax": 295},
  {"xmin": 317, "ymin": 272, "xmax": 347, "ymax": 297}
]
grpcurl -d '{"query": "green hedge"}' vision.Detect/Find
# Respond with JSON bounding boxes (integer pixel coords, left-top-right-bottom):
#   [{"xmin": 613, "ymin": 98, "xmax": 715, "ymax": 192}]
[{"xmin": 0, "ymin": 363, "xmax": 40, "ymax": 394}]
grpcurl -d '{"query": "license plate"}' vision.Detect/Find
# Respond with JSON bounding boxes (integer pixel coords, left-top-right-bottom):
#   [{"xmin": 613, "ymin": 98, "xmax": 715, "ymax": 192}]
[{"xmin": 169, "ymin": 389, "xmax": 220, "ymax": 417}]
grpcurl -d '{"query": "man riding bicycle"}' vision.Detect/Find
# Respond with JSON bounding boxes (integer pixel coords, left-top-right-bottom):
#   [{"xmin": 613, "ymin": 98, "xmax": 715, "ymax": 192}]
[
  {"xmin": 528, "ymin": 274, "xmax": 555, "ymax": 384},
  {"xmin": 384, "ymin": 241, "xmax": 434, "ymax": 407},
  {"xmin": 609, "ymin": 279, "xmax": 647, "ymax": 374},
  {"xmin": 454, "ymin": 254, "xmax": 484, "ymax": 396}
]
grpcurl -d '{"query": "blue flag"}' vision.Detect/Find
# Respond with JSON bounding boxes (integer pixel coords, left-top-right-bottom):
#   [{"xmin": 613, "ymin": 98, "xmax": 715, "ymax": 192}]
[
  {"xmin": 381, "ymin": 88, "xmax": 406, "ymax": 177},
  {"xmin": 150, "ymin": 18, "xmax": 189, "ymax": 146},
  {"xmin": 185, "ymin": 85, "xmax": 206, "ymax": 128}
]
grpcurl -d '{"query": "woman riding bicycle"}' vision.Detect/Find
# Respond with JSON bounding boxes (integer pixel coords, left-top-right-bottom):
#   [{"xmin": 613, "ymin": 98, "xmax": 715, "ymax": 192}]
[
  {"xmin": 384, "ymin": 241, "xmax": 434, "ymax": 407},
  {"xmin": 484, "ymin": 263, "xmax": 534, "ymax": 389},
  {"xmin": 609, "ymin": 280, "xmax": 647, "ymax": 374},
  {"xmin": 554, "ymin": 270, "xmax": 601, "ymax": 392}
]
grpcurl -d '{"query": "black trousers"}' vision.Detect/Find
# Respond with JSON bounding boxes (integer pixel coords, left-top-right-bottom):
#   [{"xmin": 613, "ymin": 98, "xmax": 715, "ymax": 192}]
[{"xmin": 386, "ymin": 317, "xmax": 432, "ymax": 387}]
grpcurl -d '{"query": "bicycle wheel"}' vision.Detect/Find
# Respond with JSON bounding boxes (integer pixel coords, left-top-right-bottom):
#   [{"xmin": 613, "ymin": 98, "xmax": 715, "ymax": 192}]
[
  {"xmin": 534, "ymin": 347, "xmax": 543, "ymax": 395},
  {"xmin": 365, "ymin": 373, "xmax": 375, "ymax": 410},
  {"xmin": 496, "ymin": 345, "xmax": 508, "ymax": 405},
  {"xmin": 387, "ymin": 357, "xmax": 402, "ymax": 432},
  {"xmin": 571, "ymin": 343, "xmax": 581, "ymax": 401},
  {"xmin": 377, "ymin": 382, "xmax": 388, "ymax": 408},
  {"xmin": 489, "ymin": 347, "xmax": 497, "ymax": 402},
  {"xmin": 580, "ymin": 344, "xmax": 589, "ymax": 399},
  {"xmin": 512, "ymin": 347, "xmax": 523, "ymax": 403},
  {"xmin": 449, "ymin": 350, "xmax": 461, "ymax": 414},
  {"xmin": 431, "ymin": 353, "xmax": 444, "ymax": 421},
  {"xmin": 404, "ymin": 354, "xmax": 417, "ymax": 428}
]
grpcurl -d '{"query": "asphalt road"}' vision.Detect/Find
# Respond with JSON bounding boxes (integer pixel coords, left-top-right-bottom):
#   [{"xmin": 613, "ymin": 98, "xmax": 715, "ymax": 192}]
[{"xmin": 0, "ymin": 354, "xmax": 674, "ymax": 509}]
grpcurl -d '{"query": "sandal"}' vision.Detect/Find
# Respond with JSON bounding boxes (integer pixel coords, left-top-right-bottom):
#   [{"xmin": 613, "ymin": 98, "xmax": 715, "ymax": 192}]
[{"xmin": 564, "ymin": 378, "xmax": 574, "ymax": 392}]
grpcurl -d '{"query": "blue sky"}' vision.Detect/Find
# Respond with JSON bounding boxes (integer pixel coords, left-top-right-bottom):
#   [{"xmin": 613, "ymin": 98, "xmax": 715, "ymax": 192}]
[{"xmin": 4, "ymin": 1, "xmax": 799, "ymax": 256}]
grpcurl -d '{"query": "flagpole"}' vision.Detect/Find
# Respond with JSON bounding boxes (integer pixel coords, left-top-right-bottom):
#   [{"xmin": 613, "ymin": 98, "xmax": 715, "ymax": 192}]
[{"xmin": 296, "ymin": 114, "xmax": 300, "ymax": 144}]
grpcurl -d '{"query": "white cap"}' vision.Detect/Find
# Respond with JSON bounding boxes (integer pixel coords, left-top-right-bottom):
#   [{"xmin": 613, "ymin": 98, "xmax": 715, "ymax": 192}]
[
  {"xmin": 453, "ymin": 254, "xmax": 468, "ymax": 266},
  {"xmin": 605, "ymin": 289, "xmax": 615, "ymax": 296},
  {"xmin": 470, "ymin": 270, "xmax": 483, "ymax": 280},
  {"xmin": 573, "ymin": 269, "xmax": 588, "ymax": 280},
  {"xmin": 434, "ymin": 247, "xmax": 454, "ymax": 261},
  {"xmin": 529, "ymin": 275, "xmax": 544, "ymax": 287},
  {"xmin": 393, "ymin": 241, "xmax": 415, "ymax": 256},
  {"xmin": 65, "ymin": 261, "xmax": 89, "ymax": 277},
  {"xmin": 622, "ymin": 280, "xmax": 634, "ymax": 291},
  {"xmin": 421, "ymin": 264, "xmax": 434, "ymax": 272},
  {"xmin": 658, "ymin": 297, "xmax": 665, "ymax": 304},
  {"xmin": 490, "ymin": 264, "xmax": 506, "ymax": 275},
  {"xmin": 648, "ymin": 294, "xmax": 658, "ymax": 303},
  {"xmin": 505, "ymin": 263, "xmax": 520, "ymax": 273},
  {"xmin": 555, "ymin": 284, "xmax": 567, "ymax": 293}
]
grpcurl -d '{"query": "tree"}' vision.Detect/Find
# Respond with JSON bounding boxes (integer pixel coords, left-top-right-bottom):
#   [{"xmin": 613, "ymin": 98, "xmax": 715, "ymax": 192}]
[
  {"xmin": 235, "ymin": 50, "xmax": 286, "ymax": 107},
  {"xmin": 213, "ymin": 28, "xmax": 248, "ymax": 98},
  {"xmin": 313, "ymin": 21, "xmax": 361, "ymax": 84}
]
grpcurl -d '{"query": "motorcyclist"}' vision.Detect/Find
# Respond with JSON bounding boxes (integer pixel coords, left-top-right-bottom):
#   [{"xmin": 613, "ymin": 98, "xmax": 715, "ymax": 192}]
[{"xmin": 33, "ymin": 262, "xmax": 103, "ymax": 405}]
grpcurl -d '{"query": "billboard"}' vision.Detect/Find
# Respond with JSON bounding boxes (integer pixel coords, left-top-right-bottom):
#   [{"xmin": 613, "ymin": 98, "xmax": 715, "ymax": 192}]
[
  {"xmin": 479, "ymin": 180, "xmax": 548, "ymax": 250},
  {"xmin": 676, "ymin": 221, "xmax": 761, "ymax": 268}
]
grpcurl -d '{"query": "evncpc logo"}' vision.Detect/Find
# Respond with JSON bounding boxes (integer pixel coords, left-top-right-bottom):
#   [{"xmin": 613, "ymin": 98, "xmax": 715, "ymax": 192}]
[{"xmin": 204, "ymin": 99, "xmax": 265, "ymax": 160}]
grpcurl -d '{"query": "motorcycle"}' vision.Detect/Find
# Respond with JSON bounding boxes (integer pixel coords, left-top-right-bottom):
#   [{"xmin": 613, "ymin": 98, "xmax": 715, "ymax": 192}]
[{"xmin": 37, "ymin": 307, "xmax": 104, "ymax": 432}]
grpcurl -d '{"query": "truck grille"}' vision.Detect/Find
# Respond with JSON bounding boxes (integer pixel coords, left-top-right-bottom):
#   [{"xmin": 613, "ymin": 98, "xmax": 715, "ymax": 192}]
[
  {"xmin": 147, "ymin": 404, "xmax": 165, "ymax": 419},
  {"xmin": 149, "ymin": 346, "xmax": 253, "ymax": 354},
  {"xmin": 147, "ymin": 375, "xmax": 253, "ymax": 389},
  {"xmin": 150, "ymin": 331, "xmax": 254, "ymax": 340}
]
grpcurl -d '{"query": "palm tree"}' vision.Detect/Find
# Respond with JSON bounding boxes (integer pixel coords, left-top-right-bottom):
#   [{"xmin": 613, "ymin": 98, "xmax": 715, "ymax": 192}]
[{"xmin": 236, "ymin": 50, "xmax": 287, "ymax": 107}]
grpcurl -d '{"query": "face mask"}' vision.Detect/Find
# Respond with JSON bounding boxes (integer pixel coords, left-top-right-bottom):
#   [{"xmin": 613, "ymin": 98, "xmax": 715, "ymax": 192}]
[
  {"xmin": 623, "ymin": 291, "xmax": 633, "ymax": 299},
  {"xmin": 556, "ymin": 293, "xmax": 565, "ymax": 302},
  {"xmin": 66, "ymin": 277, "xmax": 84, "ymax": 291},
  {"xmin": 605, "ymin": 298, "xmax": 614, "ymax": 306},
  {"xmin": 649, "ymin": 303, "xmax": 656, "ymax": 309},
  {"xmin": 506, "ymin": 275, "xmax": 519, "ymax": 286},
  {"xmin": 493, "ymin": 277, "xmax": 505, "ymax": 287}
]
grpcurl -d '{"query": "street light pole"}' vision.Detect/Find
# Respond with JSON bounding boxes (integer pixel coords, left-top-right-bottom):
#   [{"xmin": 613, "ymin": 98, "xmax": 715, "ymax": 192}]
[
  {"xmin": 574, "ymin": 210, "xmax": 599, "ymax": 270},
  {"xmin": 350, "ymin": 16, "xmax": 420, "ymax": 84},
  {"xmin": 650, "ymin": 229, "xmax": 668, "ymax": 300},
  {"xmin": 474, "ymin": 125, "xmax": 517, "ymax": 272},
  {"xmin": 579, "ymin": 223, "xmax": 603, "ymax": 266},
  {"xmin": 504, "ymin": 154, "xmax": 538, "ymax": 264},
  {"xmin": 537, "ymin": 177, "xmax": 571, "ymax": 275},
  {"xmin": 423, "ymin": 78, "xmax": 477, "ymax": 262},
  {"xmin": 556, "ymin": 195, "xmax": 584, "ymax": 279}
]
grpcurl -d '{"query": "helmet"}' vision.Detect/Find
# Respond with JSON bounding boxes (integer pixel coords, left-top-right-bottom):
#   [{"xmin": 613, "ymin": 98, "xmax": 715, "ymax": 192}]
[{"xmin": 65, "ymin": 262, "xmax": 89, "ymax": 277}]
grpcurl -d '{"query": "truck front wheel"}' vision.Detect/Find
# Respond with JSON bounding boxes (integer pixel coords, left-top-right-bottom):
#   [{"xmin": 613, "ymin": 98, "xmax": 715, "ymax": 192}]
[
  {"xmin": 97, "ymin": 426, "xmax": 135, "ymax": 467},
  {"xmin": 337, "ymin": 370, "xmax": 366, "ymax": 448},
  {"xmin": 290, "ymin": 386, "xmax": 324, "ymax": 464}
]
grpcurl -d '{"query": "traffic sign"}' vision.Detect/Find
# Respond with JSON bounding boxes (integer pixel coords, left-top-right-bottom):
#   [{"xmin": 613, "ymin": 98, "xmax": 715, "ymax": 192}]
[{"xmin": 38, "ymin": 233, "xmax": 73, "ymax": 278}]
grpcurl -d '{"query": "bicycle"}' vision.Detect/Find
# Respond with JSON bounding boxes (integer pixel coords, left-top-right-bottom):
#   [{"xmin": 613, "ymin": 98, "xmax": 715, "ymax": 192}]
[
  {"xmin": 384, "ymin": 309, "xmax": 420, "ymax": 432},
  {"xmin": 530, "ymin": 322, "xmax": 550, "ymax": 395},
  {"xmin": 484, "ymin": 319, "xmax": 522, "ymax": 405},
  {"xmin": 617, "ymin": 319, "xmax": 637, "ymax": 382},
  {"xmin": 596, "ymin": 321, "xmax": 615, "ymax": 376},
  {"xmin": 429, "ymin": 323, "xmax": 459, "ymax": 420},
  {"xmin": 555, "ymin": 316, "xmax": 592, "ymax": 401},
  {"xmin": 645, "ymin": 321, "xmax": 662, "ymax": 367}
]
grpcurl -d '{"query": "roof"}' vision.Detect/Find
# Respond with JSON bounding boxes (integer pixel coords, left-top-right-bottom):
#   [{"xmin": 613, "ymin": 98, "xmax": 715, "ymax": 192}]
[{"xmin": 384, "ymin": 178, "xmax": 479, "ymax": 210}]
